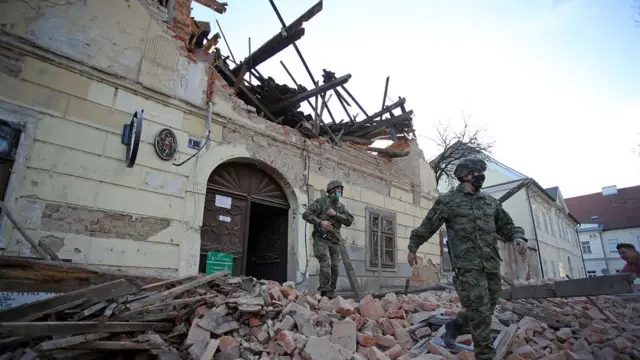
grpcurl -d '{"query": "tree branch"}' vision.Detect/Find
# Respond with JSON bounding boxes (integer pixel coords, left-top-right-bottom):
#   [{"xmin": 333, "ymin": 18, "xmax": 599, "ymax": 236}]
[{"xmin": 427, "ymin": 113, "xmax": 494, "ymax": 187}]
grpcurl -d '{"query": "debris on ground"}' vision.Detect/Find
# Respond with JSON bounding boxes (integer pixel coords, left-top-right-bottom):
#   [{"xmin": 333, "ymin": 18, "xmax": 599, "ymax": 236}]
[{"xmin": 0, "ymin": 270, "xmax": 638, "ymax": 360}]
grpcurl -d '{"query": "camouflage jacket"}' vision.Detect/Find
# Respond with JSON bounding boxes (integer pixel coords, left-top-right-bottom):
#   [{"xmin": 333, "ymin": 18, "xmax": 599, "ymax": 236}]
[
  {"xmin": 302, "ymin": 196, "xmax": 354, "ymax": 243},
  {"xmin": 408, "ymin": 184, "xmax": 526, "ymax": 272}
]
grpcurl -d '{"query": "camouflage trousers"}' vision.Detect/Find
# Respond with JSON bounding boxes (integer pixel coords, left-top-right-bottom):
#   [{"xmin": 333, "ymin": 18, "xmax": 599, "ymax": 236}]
[
  {"xmin": 453, "ymin": 269, "xmax": 502, "ymax": 360},
  {"xmin": 313, "ymin": 237, "xmax": 340, "ymax": 293}
]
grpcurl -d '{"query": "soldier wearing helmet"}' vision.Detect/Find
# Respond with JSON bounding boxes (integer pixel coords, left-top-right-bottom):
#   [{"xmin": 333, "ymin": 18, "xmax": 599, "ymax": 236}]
[
  {"xmin": 407, "ymin": 158, "xmax": 528, "ymax": 360},
  {"xmin": 302, "ymin": 180, "xmax": 354, "ymax": 299}
]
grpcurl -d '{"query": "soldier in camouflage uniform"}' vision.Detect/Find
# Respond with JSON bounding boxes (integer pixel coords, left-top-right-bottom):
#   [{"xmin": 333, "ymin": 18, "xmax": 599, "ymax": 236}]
[
  {"xmin": 407, "ymin": 158, "xmax": 528, "ymax": 360},
  {"xmin": 302, "ymin": 180, "xmax": 354, "ymax": 299}
]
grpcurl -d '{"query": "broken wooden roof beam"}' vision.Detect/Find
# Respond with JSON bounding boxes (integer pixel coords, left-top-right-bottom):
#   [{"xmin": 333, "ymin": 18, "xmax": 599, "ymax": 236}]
[
  {"xmin": 348, "ymin": 97, "xmax": 406, "ymax": 131},
  {"xmin": 215, "ymin": 60, "xmax": 280, "ymax": 123},
  {"xmin": 352, "ymin": 110, "xmax": 414, "ymax": 138},
  {"xmin": 499, "ymin": 273, "xmax": 635, "ymax": 300},
  {"xmin": 268, "ymin": 74, "xmax": 352, "ymax": 113},
  {"xmin": 230, "ymin": 27, "xmax": 304, "ymax": 76},
  {"xmin": 365, "ymin": 146, "xmax": 410, "ymax": 158}
]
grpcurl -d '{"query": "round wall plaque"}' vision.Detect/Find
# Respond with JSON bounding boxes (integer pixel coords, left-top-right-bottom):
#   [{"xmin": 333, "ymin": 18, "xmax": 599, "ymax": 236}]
[{"xmin": 154, "ymin": 128, "xmax": 178, "ymax": 161}]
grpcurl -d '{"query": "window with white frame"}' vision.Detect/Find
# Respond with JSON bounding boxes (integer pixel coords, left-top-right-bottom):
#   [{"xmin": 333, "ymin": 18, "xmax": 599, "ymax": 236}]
[
  {"xmin": 581, "ymin": 241, "xmax": 592, "ymax": 254},
  {"xmin": 607, "ymin": 239, "xmax": 619, "ymax": 253},
  {"xmin": 587, "ymin": 270, "xmax": 597, "ymax": 278}
]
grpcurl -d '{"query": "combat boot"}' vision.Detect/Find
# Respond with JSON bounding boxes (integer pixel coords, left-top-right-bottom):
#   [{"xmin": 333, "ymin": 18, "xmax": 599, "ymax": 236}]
[
  {"xmin": 443, "ymin": 318, "xmax": 457, "ymax": 349},
  {"xmin": 320, "ymin": 291, "xmax": 328, "ymax": 298},
  {"xmin": 325, "ymin": 290, "xmax": 335, "ymax": 300}
]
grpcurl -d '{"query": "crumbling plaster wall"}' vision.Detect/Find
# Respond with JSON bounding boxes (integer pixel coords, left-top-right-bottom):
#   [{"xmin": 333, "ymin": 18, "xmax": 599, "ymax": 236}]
[
  {"xmin": 0, "ymin": 0, "xmax": 208, "ymax": 107},
  {"xmin": 0, "ymin": 0, "xmax": 441, "ymax": 290}
]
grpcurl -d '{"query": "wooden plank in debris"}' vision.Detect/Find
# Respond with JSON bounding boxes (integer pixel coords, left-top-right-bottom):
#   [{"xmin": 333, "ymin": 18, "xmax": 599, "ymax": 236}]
[
  {"xmin": 0, "ymin": 321, "xmax": 173, "ymax": 338},
  {"xmin": 494, "ymin": 324, "xmax": 518, "ymax": 360},
  {"xmin": 20, "ymin": 297, "xmax": 87, "ymax": 322},
  {"xmin": 0, "ymin": 278, "xmax": 141, "ymax": 322},
  {"xmin": 554, "ymin": 273, "xmax": 634, "ymax": 297},
  {"xmin": 352, "ymin": 111, "xmax": 414, "ymax": 137},
  {"xmin": 339, "ymin": 242, "xmax": 362, "ymax": 302},
  {"xmin": 500, "ymin": 273, "xmax": 635, "ymax": 299},
  {"xmin": 126, "ymin": 270, "xmax": 229, "ymax": 312},
  {"xmin": 269, "ymin": 75, "xmax": 352, "ymax": 112},
  {"xmin": 140, "ymin": 275, "xmax": 197, "ymax": 291},
  {"xmin": 0, "ymin": 202, "xmax": 52, "ymax": 261},
  {"xmin": 35, "ymin": 333, "xmax": 111, "ymax": 351},
  {"xmin": 0, "ymin": 256, "xmax": 168, "ymax": 293},
  {"xmin": 65, "ymin": 341, "xmax": 165, "ymax": 350}
]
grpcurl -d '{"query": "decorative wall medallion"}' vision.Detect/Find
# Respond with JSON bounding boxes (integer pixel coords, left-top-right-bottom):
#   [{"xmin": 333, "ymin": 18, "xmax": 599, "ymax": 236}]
[
  {"xmin": 121, "ymin": 110, "xmax": 143, "ymax": 168},
  {"xmin": 154, "ymin": 128, "xmax": 178, "ymax": 161}
]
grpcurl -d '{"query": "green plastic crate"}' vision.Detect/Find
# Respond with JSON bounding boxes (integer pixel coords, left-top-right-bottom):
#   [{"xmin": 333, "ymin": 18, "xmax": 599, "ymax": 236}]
[{"xmin": 205, "ymin": 252, "xmax": 233, "ymax": 275}]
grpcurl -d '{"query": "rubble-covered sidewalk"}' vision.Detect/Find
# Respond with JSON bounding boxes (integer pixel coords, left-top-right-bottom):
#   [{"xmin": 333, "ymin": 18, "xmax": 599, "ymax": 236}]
[{"xmin": 0, "ymin": 271, "xmax": 639, "ymax": 360}]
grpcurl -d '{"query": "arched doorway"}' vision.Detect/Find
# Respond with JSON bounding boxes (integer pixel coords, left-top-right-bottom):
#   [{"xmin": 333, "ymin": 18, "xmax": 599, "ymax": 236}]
[{"xmin": 201, "ymin": 161, "xmax": 290, "ymax": 282}]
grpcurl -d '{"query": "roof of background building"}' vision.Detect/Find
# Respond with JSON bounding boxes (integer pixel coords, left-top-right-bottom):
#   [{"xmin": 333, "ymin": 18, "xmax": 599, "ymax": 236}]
[{"xmin": 565, "ymin": 185, "xmax": 640, "ymax": 231}]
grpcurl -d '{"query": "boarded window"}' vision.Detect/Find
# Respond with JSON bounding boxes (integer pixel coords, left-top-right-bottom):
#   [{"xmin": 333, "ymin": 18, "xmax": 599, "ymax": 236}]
[{"xmin": 367, "ymin": 209, "xmax": 396, "ymax": 269}]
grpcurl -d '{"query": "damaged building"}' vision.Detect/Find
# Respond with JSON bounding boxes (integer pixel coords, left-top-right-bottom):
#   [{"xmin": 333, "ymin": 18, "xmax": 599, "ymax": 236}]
[{"xmin": 0, "ymin": 0, "xmax": 442, "ymax": 294}]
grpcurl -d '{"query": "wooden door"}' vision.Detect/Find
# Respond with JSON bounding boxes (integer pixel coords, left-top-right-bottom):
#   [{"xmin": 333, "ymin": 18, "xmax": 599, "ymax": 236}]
[
  {"xmin": 201, "ymin": 193, "xmax": 248, "ymax": 276},
  {"xmin": 201, "ymin": 162, "xmax": 290, "ymax": 275}
]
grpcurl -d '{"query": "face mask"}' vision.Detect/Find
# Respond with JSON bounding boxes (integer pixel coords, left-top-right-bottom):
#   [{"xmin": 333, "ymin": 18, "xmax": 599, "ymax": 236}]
[{"xmin": 471, "ymin": 174, "xmax": 485, "ymax": 190}]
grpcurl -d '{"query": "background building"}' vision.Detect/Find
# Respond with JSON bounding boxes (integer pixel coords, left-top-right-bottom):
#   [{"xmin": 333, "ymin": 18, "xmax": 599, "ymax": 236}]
[{"xmin": 567, "ymin": 185, "xmax": 640, "ymax": 277}]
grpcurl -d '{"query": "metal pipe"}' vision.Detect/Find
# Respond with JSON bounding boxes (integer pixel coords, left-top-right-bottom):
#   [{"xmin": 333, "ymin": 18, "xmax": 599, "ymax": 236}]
[{"xmin": 215, "ymin": 19, "xmax": 236, "ymax": 63}]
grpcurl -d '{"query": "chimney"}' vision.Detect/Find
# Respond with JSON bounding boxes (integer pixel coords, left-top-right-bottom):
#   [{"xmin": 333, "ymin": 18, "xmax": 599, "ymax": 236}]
[{"xmin": 602, "ymin": 185, "xmax": 617, "ymax": 196}]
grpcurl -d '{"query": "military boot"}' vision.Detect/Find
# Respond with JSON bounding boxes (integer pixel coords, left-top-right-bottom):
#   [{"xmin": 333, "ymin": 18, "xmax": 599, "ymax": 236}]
[
  {"xmin": 443, "ymin": 318, "xmax": 457, "ymax": 349},
  {"xmin": 320, "ymin": 291, "xmax": 328, "ymax": 298},
  {"xmin": 325, "ymin": 290, "xmax": 335, "ymax": 300}
]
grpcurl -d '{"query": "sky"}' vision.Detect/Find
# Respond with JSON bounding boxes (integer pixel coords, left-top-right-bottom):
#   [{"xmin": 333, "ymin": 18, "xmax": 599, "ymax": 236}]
[{"xmin": 191, "ymin": 0, "xmax": 640, "ymax": 198}]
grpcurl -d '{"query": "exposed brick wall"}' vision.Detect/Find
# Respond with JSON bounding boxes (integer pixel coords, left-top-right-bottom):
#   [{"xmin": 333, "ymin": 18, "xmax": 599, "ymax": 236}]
[
  {"xmin": 41, "ymin": 203, "xmax": 170, "ymax": 241},
  {"xmin": 171, "ymin": 0, "xmax": 192, "ymax": 47}
]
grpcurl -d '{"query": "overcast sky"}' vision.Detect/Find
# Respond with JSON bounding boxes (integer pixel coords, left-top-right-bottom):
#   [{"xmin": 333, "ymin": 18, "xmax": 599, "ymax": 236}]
[{"xmin": 192, "ymin": 0, "xmax": 640, "ymax": 198}]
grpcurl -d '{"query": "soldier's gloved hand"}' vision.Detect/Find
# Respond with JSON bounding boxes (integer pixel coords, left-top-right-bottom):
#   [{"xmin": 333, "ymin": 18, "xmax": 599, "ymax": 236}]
[
  {"xmin": 320, "ymin": 221, "xmax": 333, "ymax": 232},
  {"xmin": 514, "ymin": 238, "xmax": 527, "ymax": 255},
  {"xmin": 407, "ymin": 252, "xmax": 418, "ymax": 266}
]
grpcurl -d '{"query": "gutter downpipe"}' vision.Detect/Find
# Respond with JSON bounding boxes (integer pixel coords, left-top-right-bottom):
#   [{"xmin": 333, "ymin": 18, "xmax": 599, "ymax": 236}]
[
  {"xmin": 575, "ymin": 225, "xmax": 587, "ymax": 278},
  {"xmin": 525, "ymin": 185, "xmax": 545, "ymax": 279}
]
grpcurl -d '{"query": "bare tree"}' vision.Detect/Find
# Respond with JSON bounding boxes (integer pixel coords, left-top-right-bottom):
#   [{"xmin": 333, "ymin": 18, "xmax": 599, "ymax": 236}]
[{"xmin": 428, "ymin": 114, "xmax": 495, "ymax": 188}]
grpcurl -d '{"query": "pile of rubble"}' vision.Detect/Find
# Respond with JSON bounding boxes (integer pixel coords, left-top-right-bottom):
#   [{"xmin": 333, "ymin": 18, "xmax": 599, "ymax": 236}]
[{"xmin": 0, "ymin": 270, "xmax": 638, "ymax": 360}]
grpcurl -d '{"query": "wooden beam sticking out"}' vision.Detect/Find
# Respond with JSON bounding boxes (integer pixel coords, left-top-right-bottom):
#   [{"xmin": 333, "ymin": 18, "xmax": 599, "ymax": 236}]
[
  {"xmin": 126, "ymin": 270, "xmax": 229, "ymax": 312},
  {"xmin": 494, "ymin": 324, "xmax": 518, "ymax": 360},
  {"xmin": 365, "ymin": 147, "xmax": 410, "ymax": 158},
  {"xmin": 499, "ymin": 272, "xmax": 635, "ymax": 300},
  {"xmin": 231, "ymin": 28, "xmax": 304, "ymax": 76},
  {"xmin": 352, "ymin": 111, "xmax": 414, "ymax": 138},
  {"xmin": 0, "ymin": 278, "xmax": 141, "ymax": 322},
  {"xmin": 0, "ymin": 322, "xmax": 172, "ymax": 338},
  {"xmin": 0, "ymin": 202, "xmax": 53, "ymax": 261},
  {"xmin": 215, "ymin": 60, "xmax": 279, "ymax": 123},
  {"xmin": 497, "ymin": 179, "xmax": 533, "ymax": 203},
  {"xmin": 351, "ymin": 98, "xmax": 406, "ymax": 130},
  {"xmin": 269, "ymin": 74, "xmax": 352, "ymax": 112}
]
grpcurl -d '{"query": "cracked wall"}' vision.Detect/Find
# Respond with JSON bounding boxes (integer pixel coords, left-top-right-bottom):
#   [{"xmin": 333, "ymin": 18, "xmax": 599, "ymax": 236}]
[{"xmin": 0, "ymin": 0, "xmax": 442, "ymax": 291}]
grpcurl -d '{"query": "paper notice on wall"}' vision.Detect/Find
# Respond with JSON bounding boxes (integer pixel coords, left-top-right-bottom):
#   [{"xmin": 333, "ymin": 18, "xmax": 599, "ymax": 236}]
[
  {"xmin": 0, "ymin": 292, "xmax": 58, "ymax": 311},
  {"xmin": 218, "ymin": 215, "xmax": 231, "ymax": 223},
  {"xmin": 215, "ymin": 195, "xmax": 232, "ymax": 209}
]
